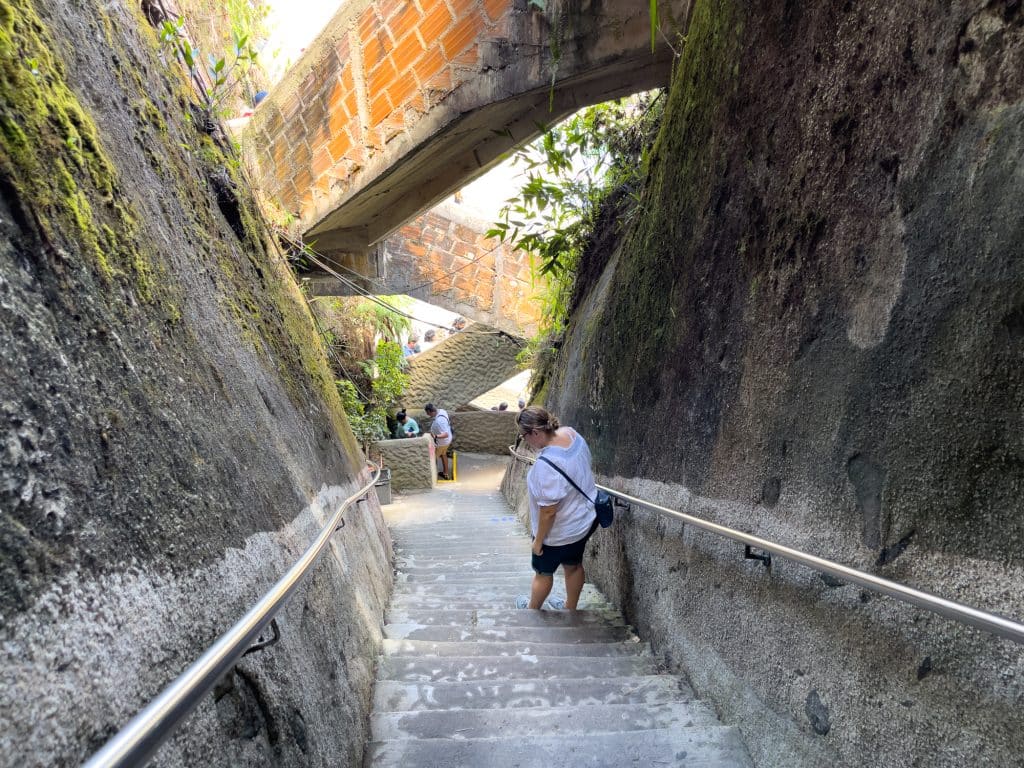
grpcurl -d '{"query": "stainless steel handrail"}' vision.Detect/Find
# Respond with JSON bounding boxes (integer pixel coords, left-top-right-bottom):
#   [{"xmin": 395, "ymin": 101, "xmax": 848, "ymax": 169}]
[
  {"xmin": 509, "ymin": 447, "xmax": 1024, "ymax": 645},
  {"xmin": 83, "ymin": 463, "xmax": 382, "ymax": 768}
]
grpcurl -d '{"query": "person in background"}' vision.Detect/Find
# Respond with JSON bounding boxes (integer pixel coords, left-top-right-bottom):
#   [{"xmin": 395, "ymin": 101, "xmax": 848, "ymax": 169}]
[
  {"xmin": 425, "ymin": 402, "xmax": 453, "ymax": 480},
  {"xmin": 517, "ymin": 406, "xmax": 598, "ymax": 610},
  {"xmin": 497, "ymin": 402, "xmax": 508, "ymax": 411},
  {"xmin": 394, "ymin": 409, "xmax": 419, "ymax": 438},
  {"xmin": 403, "ymin": 336, "xmax": 421, "ymax": 357},
  {"xmin": 517, "ymin": 398, "xmax": 526, "ymax": 410}
]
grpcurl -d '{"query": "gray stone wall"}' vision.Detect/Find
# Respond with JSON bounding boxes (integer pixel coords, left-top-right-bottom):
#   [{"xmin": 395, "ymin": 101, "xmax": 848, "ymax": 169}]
[
  {"xmin": 0, "ymin": 3, "xmax": 392, "ymax": 766},
  {"xmin": 373, "ymin": 436, "xmax": 436, "ymax": 491},
  {"xmin": 403, "ymin": 325, "xmax": 522, "ymax": 409},
  {"xmin": 415, "ymin": 410, "xmax": 519, "ymax": 455},
  {"xmin": 513, "ymin": 3, "xmax": 1024, "ymax": 768}
]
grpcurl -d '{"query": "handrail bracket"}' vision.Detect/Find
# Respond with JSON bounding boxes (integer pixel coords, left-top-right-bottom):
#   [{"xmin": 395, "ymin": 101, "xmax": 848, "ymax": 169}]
[
  {"xmin": 744, "ymin": 544, "xmax": 772, "ymax": 569},
  {"xmin": 243, "ymin": 618, "xmax": 281, "ymax": 657}
]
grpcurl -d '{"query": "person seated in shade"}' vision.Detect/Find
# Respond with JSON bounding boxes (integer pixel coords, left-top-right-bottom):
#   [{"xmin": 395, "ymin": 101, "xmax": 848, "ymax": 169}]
[{"xmin": 394, "ymin": 409, "xmax": 419, "ymax": 438}]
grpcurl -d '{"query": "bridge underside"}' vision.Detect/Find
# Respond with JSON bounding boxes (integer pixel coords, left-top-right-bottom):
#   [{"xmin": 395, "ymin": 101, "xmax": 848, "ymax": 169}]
[
  {"xmin": 249, "ymin": 0, "xmax": 692, "ymax": 253},
  {"xmin": 301, "ymin": 205, "xmax": 540, "ymax": 339}
]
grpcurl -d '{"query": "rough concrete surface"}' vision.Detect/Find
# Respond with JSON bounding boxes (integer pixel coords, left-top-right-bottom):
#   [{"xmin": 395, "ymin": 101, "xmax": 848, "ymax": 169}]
[
  {"xmin": 0, "ymin": 2, "xmax": 391, "ymax": 765},
  {"xmin": 373, "ymin": 435, "xmax": 436, "ymax": 491},
  {"xmin": 403, "ymin": 324, "xmax": 523, "ymax": 409},
  {"xmin": 509, "ymin": 3, "xmax": 1024, "ymax": 766}
]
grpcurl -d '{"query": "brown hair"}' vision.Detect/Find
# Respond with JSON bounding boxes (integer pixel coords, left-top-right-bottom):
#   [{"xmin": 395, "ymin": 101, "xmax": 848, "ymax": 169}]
[{"xmin": 517, "ymin": 405, "xmax": 560, "ymax": 434}]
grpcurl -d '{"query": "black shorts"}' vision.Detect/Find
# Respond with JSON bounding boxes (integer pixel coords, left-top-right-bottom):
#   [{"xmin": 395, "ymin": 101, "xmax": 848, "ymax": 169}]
[{"xmin": 531, "ymin": 520, "xmax": 598, "ymax": 575}]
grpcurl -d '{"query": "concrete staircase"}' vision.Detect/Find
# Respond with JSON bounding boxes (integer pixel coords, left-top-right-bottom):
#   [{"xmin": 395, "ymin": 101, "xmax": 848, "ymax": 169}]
[{"xmin": 364, "ymin": 457, "xmax": 754, "ymax": 767}]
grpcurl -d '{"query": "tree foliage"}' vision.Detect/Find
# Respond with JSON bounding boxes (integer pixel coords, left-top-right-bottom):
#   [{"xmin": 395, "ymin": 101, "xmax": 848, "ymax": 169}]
[{"xmin": 489, "ymin": 92, "xmax": 665, "ymax": 339}]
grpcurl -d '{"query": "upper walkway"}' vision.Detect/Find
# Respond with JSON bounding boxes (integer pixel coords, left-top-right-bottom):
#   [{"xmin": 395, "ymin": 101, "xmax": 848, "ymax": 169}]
[{"xmin": 249, "ymin": 0, "xmax": 692, "ymax": 252}]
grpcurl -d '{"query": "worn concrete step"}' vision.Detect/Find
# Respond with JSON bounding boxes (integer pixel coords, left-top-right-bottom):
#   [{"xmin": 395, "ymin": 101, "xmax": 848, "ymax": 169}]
[
  {"xmin": 392, "ymin": 528, "xmax": 526, "ymax": 536},
  {"xmin": 394, "ymin": 571, "xmax": 529, "ymax": 583},
  {"xmin": 372, "ymin": 675, "xmax": 695, "ymax": 712},
  {"xmin": 384, "ymin": 608, "xmax": 627, "ymax": 628},
  {"xmin": 395, "ymin": 557, "xmax": 531, "ymax": 571},
  {"xmin": 364, "ymin": 726, "xmax": 754, "ymax": 767},
  {"xmin": 386, "ymin": 595, "xmax": 612, "ymax": 612},
  {"xmin": 393, "ymin": 544, "xmax": 531, "ymax": 556},
  {"xmin": 391, "ymin": 582, "xmax": 565, "ymax": 598},
  {"xmin": 391, "ymin": 581, "xmax": 605, "ymax": 595},
  {"xmin": 390, "ymin": 515, "xmax": 522, "ymax": 526},
  {"xmin": 370, "ymin": 701, "xmax": 719, "ymax": 741},
  {"xmin": 383, "ymin": 623, "xmax": 634, "ymax": 643},
  {"xmin": 388, "ymin": 584, "xmax": 608, "ymax": 607},
  {"xmin": 391, "ymin": 526, "xmax": 522, "ymax": 536},
  {"xmin": 376, "ymin": 654, "xmax": 659, "ymax": 683},
  {"xmin": 382, "ymin": 638, "xmax": 649, "ymax": 658}
]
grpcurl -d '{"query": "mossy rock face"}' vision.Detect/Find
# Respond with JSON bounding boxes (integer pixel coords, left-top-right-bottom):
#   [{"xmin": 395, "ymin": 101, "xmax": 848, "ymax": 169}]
[
  {"xmin": 542, "ymin": 2, "xmax": 1024, "ymax": 767},
  {"xmin": 2, "ymin": 4, "xmax": 382, "ymax": 764}
]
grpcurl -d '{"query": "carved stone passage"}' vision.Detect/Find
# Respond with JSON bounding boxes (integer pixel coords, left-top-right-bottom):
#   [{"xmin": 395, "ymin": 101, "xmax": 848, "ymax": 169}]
[{"xmin": 248, "ymin": 0, "xmax": 691, "ymax": 252}]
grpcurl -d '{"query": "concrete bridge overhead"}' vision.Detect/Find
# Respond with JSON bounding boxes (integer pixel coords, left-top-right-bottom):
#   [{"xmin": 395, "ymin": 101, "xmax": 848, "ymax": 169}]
[
  {"xmin": 305, "ymin": 202, "xmax": 541, "ymax": 338},
  {"xmin": 249, "ymin": 0, "xmax": 692, "ymax": 252}
]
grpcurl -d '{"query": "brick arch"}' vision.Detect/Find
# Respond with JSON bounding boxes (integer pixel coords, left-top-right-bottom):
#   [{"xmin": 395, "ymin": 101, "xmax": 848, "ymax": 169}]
[{"xmin": 249, "ymin": 0, "xmax": 692, "ymax": 253}]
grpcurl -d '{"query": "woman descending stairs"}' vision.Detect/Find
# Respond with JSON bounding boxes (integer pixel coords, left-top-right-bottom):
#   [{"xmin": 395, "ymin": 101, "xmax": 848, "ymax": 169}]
[{"xmin": 364, "ymin": 456, "xmax": 753, "ymax": 767}]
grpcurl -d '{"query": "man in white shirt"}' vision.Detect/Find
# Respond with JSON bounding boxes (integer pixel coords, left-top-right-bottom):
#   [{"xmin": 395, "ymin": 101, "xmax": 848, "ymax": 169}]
[{"xmin": 425, "ymin": 403, "xmax": 453, "ymax": 480}]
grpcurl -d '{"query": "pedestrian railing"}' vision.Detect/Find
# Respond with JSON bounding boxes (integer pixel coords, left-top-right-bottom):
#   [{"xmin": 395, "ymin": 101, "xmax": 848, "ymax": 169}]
[
  {"xmin": 508, "ymin": 446, "xmax": 1024, "ymax": 645},
  {"xmin": 82, "ymin": 464, "xmax": 382, "ymax": 768}
]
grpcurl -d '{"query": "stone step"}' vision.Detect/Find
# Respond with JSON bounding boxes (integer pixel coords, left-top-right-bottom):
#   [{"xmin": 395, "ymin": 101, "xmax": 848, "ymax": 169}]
[
  {"xmin": 395, "ymin": 557, "xmax": 531, "ymax": 571},
  {"xmin": 391, "ymin": 582, "xmax": 566, "ymax": 597},
  {"xmin": 392, "ymin": 537, "xmax": 527, "ymax": 548},
  {"xmin": 365, "ymin": 726, "xmax": 754, "ymax": 767},
  {"xmin": 386, "ymin": 595, "xmax": 612, "ymax": 612},
  {"xmin": 370, "ymin": 701, "xmax": 719, "ymax": 741},
  {"xmin": 390, "ymin": 521, "xmax": 523, "ymax": 533},
  {"xmin": 372, "ymin": 675, "xmax": 695, "ymax": 712},
  {"xmin": 376, "ymin": 654, "xmax": 659, "ymax": 683},
  {"xmin": 383, "ymin": 609, "xmax": 627, "ymax": 628},
  {"xmin": 394, "ymin": 571, "xmax": 529, "ymax": 583},
  {"xmin": 393, "ymin": 544, "xmax": 531, "ymax": 556},
  {"xmin": 383, "ymin": 623, "xmax": 634, "ymax": 643},
  {"xmin": 382, "ymin": 638, "xmax": 649, "ymax": 658},
  {"xmin": 387, "ymin": 585, "xmax": 609, "ymax": 607},
  {"xmin": 390, "ymin": 524, "xmax": 522, "ymax": 534}
]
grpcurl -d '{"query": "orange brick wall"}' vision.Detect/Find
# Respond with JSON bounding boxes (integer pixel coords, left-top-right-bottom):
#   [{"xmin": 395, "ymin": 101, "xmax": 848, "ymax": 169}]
[
  {"xmin": 381, "ymin": 209, "xmax": 542, "ymax": 336},
  {"xmin": 251, "ymin": 0, "xmax": 513, "ymax": 224}
]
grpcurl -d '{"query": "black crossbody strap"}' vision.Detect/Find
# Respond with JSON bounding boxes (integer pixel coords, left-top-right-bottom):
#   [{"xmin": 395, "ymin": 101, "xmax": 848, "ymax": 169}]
[{"xmin": 538, "ymin": 455, "xmax": 595, "ymax": 505}]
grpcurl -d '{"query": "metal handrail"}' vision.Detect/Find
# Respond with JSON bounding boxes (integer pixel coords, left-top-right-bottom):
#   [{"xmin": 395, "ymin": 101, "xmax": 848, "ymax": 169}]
[
  {"xmin": 83, "ymin": 463, "xmax": 382, "ymax": 768},
  {"xmin": 508, "ymin": 447, "xmax": 1024, "ymax": 645}
]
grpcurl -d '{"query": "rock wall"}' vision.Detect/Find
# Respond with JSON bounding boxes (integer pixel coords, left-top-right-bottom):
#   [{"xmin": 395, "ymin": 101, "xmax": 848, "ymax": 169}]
[
  {"xmin": 0, "ymin": 2, "xmax": 391, "ymax": 765},
  {"xmin": 373, "ymin": 435, "xmax": 436, "ymax": 491},
  {"xmin": 518, "ymin": 1, "xmax": 1024, "ymax": 767},
  {"xmin": 403, "ymin": 323, "xmax": 522, "ymax": 409},
  {"xmin": 414, "ymin": 410, "xmax": 519, "ymax": 456}
]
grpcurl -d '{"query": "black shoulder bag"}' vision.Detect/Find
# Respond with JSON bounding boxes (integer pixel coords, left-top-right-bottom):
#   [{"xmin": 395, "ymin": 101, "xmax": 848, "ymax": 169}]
[{"xmin": 537, "ymin": 456, "xmax": 614, "ymax": 528}]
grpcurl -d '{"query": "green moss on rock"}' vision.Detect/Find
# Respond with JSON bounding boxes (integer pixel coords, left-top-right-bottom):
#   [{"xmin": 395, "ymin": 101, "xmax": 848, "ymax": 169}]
[
  {"xmin": 0, "ymin": 0, "xmax": 157, "ymax": 300},
  {"xmin": 593, "ymin": 0, "xmax": 744, "ymax": 412}
]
